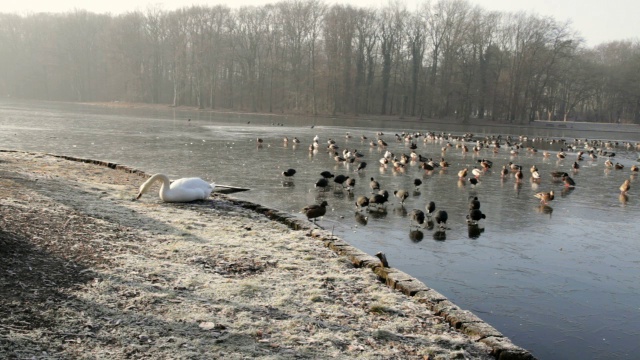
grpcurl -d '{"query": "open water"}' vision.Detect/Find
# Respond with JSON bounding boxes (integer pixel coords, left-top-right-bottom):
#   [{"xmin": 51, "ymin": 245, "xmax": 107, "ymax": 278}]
[{"xmin": 1, "ymin": 99, "xmax": 639, "ymax": 359}]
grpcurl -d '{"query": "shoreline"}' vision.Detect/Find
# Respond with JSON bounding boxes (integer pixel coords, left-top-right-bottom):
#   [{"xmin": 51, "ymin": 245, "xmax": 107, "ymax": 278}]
[
  {"xmin": 0, "ymin": 150, "xmax": 534, "ymax": 359},
  {"xmin": 53, "ymin": 99, "xmax": 640, "ymax": 134}
]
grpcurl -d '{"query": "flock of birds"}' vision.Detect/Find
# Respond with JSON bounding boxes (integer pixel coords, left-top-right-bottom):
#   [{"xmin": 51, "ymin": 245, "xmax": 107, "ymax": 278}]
[
  {"xmin": 135, "ymin": 128, "xmax": 638, "ymax": 241},
  {"xmin": 270, "ymin": 130, "xmax": 639, "ymax": 239}
]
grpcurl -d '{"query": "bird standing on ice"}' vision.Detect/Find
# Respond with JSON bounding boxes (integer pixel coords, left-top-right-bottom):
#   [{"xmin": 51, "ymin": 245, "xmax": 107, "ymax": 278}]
[{"xmin": 136, "ymin": 174, "xmax": 216, "ymax": 202}]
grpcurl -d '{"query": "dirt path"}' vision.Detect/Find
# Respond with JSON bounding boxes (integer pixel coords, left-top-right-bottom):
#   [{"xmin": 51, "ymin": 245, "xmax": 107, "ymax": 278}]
[{"xmin": 0, "ymin": 151, "xmax": 528, "ymax": 359}]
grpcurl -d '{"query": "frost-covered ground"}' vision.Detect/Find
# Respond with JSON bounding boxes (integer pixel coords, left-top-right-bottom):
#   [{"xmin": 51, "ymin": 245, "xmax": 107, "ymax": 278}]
[{"xmin": 0, "ymin": 151, "xmax": 497, "ymax": 359}]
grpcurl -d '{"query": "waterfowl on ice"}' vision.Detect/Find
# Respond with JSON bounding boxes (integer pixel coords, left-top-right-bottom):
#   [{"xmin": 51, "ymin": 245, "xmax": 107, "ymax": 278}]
[
  {"xmin": 534, "ymin": 190, "xmax": 555, "ymax": 205},
  {"xmin": 302, "ymin": 201, "xmax": 328, "ymax": 222}
]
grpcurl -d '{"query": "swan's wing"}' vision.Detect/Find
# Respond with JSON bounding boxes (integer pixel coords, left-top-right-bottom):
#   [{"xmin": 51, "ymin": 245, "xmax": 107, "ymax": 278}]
[
  {"xmin": 170, "ymin": 177, "xmax": 209, "ymax": 188},
  {"xmin": 162, "ymin": 177, "xmax": 215, "ymax": 202}
]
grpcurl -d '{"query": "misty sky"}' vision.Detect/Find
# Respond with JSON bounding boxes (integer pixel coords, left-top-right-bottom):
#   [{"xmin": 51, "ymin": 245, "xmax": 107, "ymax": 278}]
[{"xmin": 1, "ymin": 0, "xmax": 637, "ymax": 47}]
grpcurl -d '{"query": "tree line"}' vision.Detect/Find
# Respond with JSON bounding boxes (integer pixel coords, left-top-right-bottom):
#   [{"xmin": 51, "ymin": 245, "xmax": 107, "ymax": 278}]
[{"xmin": 1, "ymin": 0, "xmax": 639, "ymax": 124}]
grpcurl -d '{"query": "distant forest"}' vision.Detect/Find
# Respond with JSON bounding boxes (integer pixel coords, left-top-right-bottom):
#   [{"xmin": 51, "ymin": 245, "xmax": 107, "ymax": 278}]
[{"xmin": 1, "ymin": 0, "xmax": 639, "ymax": 124}]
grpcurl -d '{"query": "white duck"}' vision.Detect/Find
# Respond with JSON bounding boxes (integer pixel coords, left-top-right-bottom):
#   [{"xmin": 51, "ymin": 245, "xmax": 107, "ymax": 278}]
[{"xmin": 136, "ymin": 174, "xmax": 216, "ymax": 202}]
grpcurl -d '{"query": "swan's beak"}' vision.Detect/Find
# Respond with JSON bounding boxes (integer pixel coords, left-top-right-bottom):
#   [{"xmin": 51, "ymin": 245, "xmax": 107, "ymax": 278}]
[{"xmin": 135, "ymin": 192, "xmax": 142, "ymax": 200}]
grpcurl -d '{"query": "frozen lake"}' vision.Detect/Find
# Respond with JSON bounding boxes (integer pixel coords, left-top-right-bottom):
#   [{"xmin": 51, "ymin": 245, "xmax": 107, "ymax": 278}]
[{"xmin": 1, "ymin": 99, "xmax": 639, "ymax": 359}]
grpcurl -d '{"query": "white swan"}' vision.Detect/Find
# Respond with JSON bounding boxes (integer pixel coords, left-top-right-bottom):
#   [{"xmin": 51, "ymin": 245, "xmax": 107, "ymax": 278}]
[{"xmin": 136, "ymin": 174, "xmax": 216, "ymax": 202}]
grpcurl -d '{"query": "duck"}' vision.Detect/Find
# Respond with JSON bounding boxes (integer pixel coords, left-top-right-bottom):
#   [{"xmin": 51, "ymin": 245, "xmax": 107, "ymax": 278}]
[
  {"xmin": 320, "ymin": 171, "xmax": 335, "ymax": 179},
  {"xmin": 315, "ymin": 178, "xmax": 329, "ymax": 191},
  {"xmin": 393, "ymin": 190, "xmax": 409, "ymax": 205},
  {"xmin": 334, "ymin": 174, "xmax": 350, "ymax": 189},
  {"xmin": 345, "ymin": 178, "xmax": 356, "ymax": 191},
  {"xmin": 413, "ymin": 178, "xmax": 423, "ymax": 189},
  {"xmin": 355, "ymin": 196, "xmax": 369, "ymax": 211},
  {"xmin": 409, "ymin": 209, "xmax": 426, "ymax": 228},
  {"xmin": 426, "ymin": 201, "xmax": 436, "ymax": 217},
  {"xmin": 534, "ymin": 190, "xmax": 555, "ymax": 205},
  {"xmin": 620, "ymin": 179, "xmax": 630, "ymax": 194},
  {"xmin": 557, "ymin": 149, "xmax": 566, "ymax": 159},
  {"xmin": 631, "ymin": 165, "xmax": 639, "ymax": 172},
  {"xmin": 136, "ymin": 174, "xmax": 215, "ymax": 203},
  {"xmin": 355, "ymin": 162, "xmax": 367, "ymax": 172},
  {"xmin": 369, "ymin": 190, "xmax": 389, "ymax": 209},
  {"xmin": 531, "ymin": 170, "xmax": 541, "ymax": 180},
  {"xmin": 467, "ymin": 209, "xmax": 486, "ymax": 225},
  {"xmin": 302, "ymin": 201, "xmax": 328, "ymax": 223},
  {"xmin": 469, "ymin": 196, "xmax": 480, "ymax": 210},
  {"xmin": 551, "ymin": 171, "xmax": 569, "ymax": 180},
  {"xmin": 562, "ymin": 174, "xmax": 576, "ymax": 188},
  {"xmin": 282, "ymin": 168, "xmax": 296, "ymax": 177},
  {"xmin": 500, "ymin": 165, "xmax": 509, "ymax": 177},
  {"xmin": 515, "ymin": 169, "xmax": 524, "ymax": 182},
  {"xmin": 458, "ymin": 168, "xmax": 468, "ymax": 179},
  {"xmin": 370, "ymin": 177, "xmax": 380, "ymax": 192},
  {"xmin": 434, "ymin": 210, "xmax": 448, "ymax": 230}
]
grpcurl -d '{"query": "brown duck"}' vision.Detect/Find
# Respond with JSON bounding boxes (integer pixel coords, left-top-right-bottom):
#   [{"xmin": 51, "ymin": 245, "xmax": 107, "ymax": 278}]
[
  {"xmin": 302, "ymin": 201, "xmax": 328, "ymax": 222},
  {"xmin": 534, "ymin": 190, "xmax": 555, "ymax": 205}
]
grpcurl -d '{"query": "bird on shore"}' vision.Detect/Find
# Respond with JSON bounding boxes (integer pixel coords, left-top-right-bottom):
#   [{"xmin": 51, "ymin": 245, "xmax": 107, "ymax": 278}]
[
  {"xmin": 136, "ymin": 174, "xmax": 215, "ymax": 203},
  {"xmin": 620, "ymin": 179, "xmax": 630, "ymax": 195},
  {"xmin": 393, "ymin": 190, "xmax": 409, "ymax": 205},
  {"xmin": 302, "ymin": 201, "xmax": 328, "ymax": 223},
  {"xmin": 534, "ymin": 190, "xmax": 555, "ymax": 205},
  {"xmin": 282, "ymin": 168, "xmax": 296, "ymax": 177},
  {"xmin": 409, "ymin": 209, "xmax": 426, "ymax": 228}
]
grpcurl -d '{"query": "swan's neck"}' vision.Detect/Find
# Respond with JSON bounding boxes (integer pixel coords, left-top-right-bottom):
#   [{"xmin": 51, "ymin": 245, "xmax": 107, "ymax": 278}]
[{"xmin": 141, "ymin": 174, "xmax": 171, "ymax": 197}]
